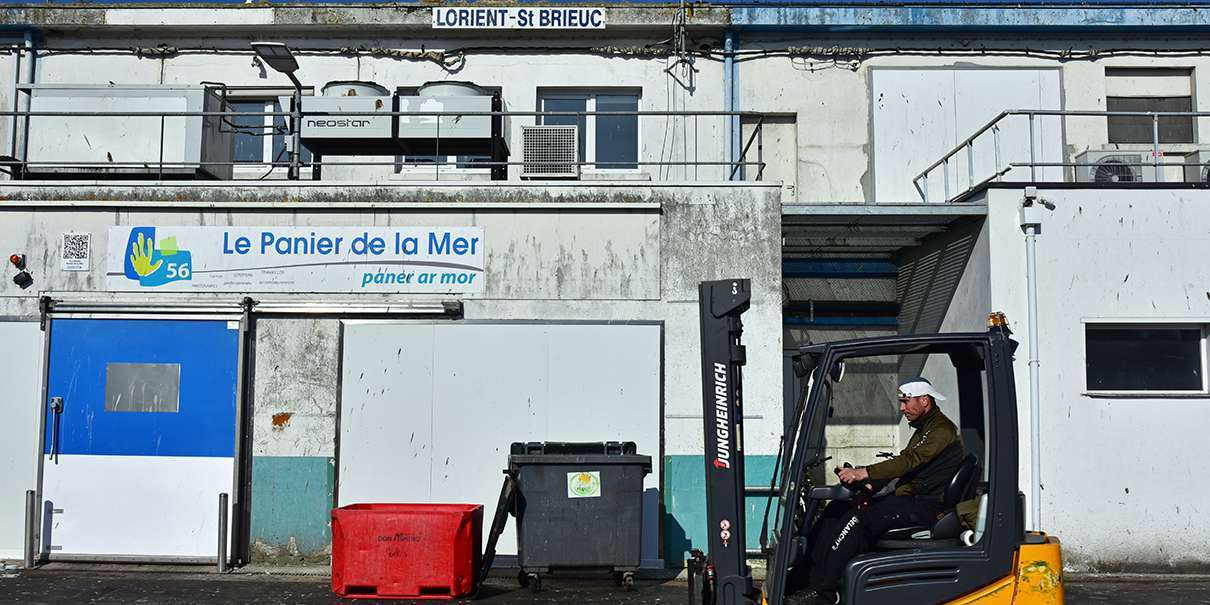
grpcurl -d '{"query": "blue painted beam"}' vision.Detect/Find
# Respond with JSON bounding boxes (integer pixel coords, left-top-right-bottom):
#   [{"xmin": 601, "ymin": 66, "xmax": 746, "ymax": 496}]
[
  {"xmin": 783, "ymin": 316, "xmax": 899, "ymax": 326},
  {"xmin": 730, "ymin": 5, "xmax": 1210, "ymax": 31},
  {"xmin": 783, "ymin": 259, "xmax": 897, "ymax": 278}
]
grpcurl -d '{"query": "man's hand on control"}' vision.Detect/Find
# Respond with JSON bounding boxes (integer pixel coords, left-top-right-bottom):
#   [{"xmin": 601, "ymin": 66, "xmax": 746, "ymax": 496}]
[{"xmin": 836, "ymin": 466, "xmax": 869, "ymax": 484}]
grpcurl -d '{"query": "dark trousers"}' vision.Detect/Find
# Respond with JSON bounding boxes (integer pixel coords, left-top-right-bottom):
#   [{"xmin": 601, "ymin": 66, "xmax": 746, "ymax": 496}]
[{"xmin": 795, "ymin": 495, "xmax": 942, "ymax": 594}]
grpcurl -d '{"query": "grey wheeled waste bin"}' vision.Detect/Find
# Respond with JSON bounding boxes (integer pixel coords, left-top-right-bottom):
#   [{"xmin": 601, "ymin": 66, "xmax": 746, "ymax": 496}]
[{"xmin": 507, "ymin": 441, "xmax": 652, "ymax": 593}]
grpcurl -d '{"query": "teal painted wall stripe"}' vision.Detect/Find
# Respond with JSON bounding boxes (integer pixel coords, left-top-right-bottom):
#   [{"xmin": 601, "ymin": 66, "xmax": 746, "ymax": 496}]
[
  {"xmin": 250, "ymin": 456, "xmax": 335, "ymax": 556},
  {"xmin": 664, "ymin": 454, "xmax": 779, "ymax": 565}
]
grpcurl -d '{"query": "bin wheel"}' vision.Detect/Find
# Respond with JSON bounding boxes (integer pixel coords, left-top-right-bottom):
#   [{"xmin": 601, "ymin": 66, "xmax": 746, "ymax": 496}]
[
  {"xmin": 622, "ymin": 572, "xmax": 636, "ymax": 591},
  {"xmin": 528, "ymin": 573, "xmax": 542, "ymax": 593}
]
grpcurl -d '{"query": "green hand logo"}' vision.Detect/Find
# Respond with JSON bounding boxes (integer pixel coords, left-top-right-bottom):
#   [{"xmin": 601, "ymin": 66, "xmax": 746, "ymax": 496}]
[{"xmin": 129, "ymin": 232, "xmax": 163, "ymax": 277}]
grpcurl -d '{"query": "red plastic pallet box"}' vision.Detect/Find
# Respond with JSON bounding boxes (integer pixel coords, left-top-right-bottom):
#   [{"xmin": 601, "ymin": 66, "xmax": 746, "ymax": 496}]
[{"xmin": 331, "ymin": 503, "xmax": 483, "ymax": 600}]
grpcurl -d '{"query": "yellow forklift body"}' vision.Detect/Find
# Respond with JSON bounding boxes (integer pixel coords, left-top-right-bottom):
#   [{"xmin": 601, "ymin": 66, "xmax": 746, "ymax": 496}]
[
  {"xmin": 944, "ymin": 534, "xmax": 1064, "ymax": 605},
  {"xmin": 757, "ymin": 534, "xmax": 1063, "ymax": 605}
]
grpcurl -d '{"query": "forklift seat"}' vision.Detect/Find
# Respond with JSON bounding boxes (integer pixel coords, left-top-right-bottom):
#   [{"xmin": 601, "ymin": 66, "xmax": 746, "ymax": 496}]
[{"xmin": 874, "ymin": 453, "xmax": 980, "ymax": 550}]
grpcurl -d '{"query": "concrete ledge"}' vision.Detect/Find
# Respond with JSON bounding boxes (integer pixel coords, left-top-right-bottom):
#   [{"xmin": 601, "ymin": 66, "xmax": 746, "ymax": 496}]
[
  {"xmin": 0, "ymin": 180, "xmax": 776, "ymax": 208},
  {"xmin": 0, "ymin": 5, "xmax": 730, "ymax": 31}
]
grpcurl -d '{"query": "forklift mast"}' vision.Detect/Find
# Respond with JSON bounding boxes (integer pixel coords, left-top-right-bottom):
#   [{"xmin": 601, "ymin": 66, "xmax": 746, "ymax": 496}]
[{"xmin": 697, "ymin": 279, "xmax": 756, "ymax": 604}]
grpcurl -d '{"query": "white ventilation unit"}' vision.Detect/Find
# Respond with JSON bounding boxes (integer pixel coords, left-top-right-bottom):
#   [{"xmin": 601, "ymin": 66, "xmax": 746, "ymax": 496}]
[
  {"xmin": 521, "ymin": 125, "xmax": 579, "ymax": 179},
  {"xmin": 1184, "ymin": 151, "xmax": 1210, "ymax": 183},
  {"xmin": 1074, "ymin": 150, "xmax": 1157, "ymax": 184}
]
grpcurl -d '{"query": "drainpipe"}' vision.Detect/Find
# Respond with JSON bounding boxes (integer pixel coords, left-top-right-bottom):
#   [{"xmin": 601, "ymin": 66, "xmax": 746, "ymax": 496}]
[
  {"xmin": 1019, "ymin": 186, "xmax": 1053, "ymax": 532},
  {"xmin": 724, "ymin": 29, "xmax": 739, "ymax": 181},
  {"xmin": 12, "ymin": 29, "xmax": 37, "ymax": 165}
]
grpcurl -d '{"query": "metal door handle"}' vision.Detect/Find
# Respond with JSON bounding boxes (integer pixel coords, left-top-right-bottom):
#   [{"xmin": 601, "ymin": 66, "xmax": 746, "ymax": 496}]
[{"xmin": 49, "ymin": 397, "xmax": 63, "ymax": 462}]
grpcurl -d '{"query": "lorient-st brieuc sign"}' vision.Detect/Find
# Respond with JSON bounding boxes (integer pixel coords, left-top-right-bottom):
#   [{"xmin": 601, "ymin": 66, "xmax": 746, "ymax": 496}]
[
  {"xmin": 431, "ymin": 7, "xmax": 605, "ymax": 29},
  {"xmin": 107, "ymin": 226, "xmax": 485, "ymax": 293}
]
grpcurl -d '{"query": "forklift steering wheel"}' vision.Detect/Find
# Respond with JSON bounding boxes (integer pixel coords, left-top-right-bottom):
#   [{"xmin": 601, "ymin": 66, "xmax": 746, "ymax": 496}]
[{"xmin": 836, "ymin": 463, "xmax": 877, "ymax": 506}]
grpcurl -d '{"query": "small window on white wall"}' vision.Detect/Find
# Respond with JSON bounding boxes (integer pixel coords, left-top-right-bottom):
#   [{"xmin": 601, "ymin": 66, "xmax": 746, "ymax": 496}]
[
  {"xmin": 1085, "ymin": 323, "xmax": 1207, "ymax": 393},
  {"xmin": 538, "ymin": 90, "xmax": 640, "ymax": 170},
  {"xmin": 1105, "ymin": 68, "xmax": 1196, "ymax": 144}
]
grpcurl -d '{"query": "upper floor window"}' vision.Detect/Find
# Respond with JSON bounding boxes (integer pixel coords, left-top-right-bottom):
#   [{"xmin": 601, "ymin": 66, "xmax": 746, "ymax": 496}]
[
  {"xmin": 229, "ymin": 98, "xmax": 312, "ymax": 167},
  {"xmin": 538, "ymin": 90, "xmax": 639, "ymax": 170},
  {"xmin": 1105, "ymin": 68, "xmax": 1195, "ymax": 144},
  {"xmin": 1085, "ymin": 323, "xmax": 1206, "ymax": 393}
]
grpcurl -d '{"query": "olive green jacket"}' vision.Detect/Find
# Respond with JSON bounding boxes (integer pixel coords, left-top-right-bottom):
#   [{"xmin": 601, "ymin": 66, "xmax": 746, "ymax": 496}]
[{"xmin": 864, "ymin": 405, "xmax": 962, "ymax": 498}]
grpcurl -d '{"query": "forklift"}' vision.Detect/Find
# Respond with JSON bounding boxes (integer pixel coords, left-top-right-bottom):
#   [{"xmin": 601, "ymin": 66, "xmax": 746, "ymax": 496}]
[{"xmin": 690, "ymin": 279, "xmax": 1063, "ymax": 605}]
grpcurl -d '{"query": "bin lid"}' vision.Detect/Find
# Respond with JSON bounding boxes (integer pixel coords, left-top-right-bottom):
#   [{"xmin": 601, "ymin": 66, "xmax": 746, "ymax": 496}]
[
  {"xmin": 508, "ymin": 453, "xmax": 652, "ymax": 473},
  {"xmin": 510, "ymin": 441, "xmax": 637, "ymax": 456}
]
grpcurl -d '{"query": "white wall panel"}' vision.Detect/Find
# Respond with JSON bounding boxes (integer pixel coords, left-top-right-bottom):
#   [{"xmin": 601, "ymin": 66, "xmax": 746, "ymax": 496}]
[
  {"xmin": 873, "ymin": 68, "xmax": 1062, "ymax": 202},
  {"xmin": 40, "ymin": 455, "xmax": 234, "ymax": 559},
  {"xmin": 0, "ymin": 322, "xmax": 42, "ymax": 560},
  {"xmin": 336, "ymin": 323, "xmax": 436, "ymax": 504},
  {"xmin": 338, "ymin": 322, "xmax": 661, "ymax": 560}
]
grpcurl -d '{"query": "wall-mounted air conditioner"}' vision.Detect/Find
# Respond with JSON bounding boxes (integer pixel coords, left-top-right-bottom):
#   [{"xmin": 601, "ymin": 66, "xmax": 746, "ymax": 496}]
[
  {"xmin": 1074, "ymin": 150, "xmax": 1157, "ymax": 184},
  {"xmin": 521, "ymin": 125, "xmax": 578, "ymax": 179},
  {"xmin": 1184, "ymin": 151, "xmax": 1210, "ymax": 183}
]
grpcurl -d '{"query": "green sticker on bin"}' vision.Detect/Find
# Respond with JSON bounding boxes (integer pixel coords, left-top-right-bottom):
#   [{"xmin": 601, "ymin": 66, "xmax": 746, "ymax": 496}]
[{"xmin": 567, "ymin": 471, "xmax": 601, "ymax": 498}]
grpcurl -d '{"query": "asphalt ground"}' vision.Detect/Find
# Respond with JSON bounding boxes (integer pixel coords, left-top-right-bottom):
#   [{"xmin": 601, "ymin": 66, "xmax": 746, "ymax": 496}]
[{"xmin": 4, "ymin": 568, "xmax": 1210, "ymax": 605}]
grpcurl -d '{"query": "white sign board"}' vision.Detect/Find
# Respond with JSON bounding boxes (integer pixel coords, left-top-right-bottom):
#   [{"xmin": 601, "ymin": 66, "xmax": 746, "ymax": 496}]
[
  {"xmin": 106, "ymin": 226, "xmax": 484, "ymax": 293},
  {"xmin": 61, "ymin": 232, "xmax": 91, "ymax": 271},
  {"xmin": 432, "ymin": 7, "xmax": 605, "ymax": 29}
]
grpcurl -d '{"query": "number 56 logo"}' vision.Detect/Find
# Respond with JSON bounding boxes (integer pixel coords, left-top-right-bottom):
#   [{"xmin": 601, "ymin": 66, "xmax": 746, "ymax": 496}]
[{"xmin": 123, "ymin": 227, "xmax": 193, "ymax": 287}]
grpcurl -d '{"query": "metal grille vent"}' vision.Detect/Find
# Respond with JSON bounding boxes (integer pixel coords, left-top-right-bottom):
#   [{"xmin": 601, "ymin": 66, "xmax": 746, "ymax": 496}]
[
  {"xmin": 1074, "ymin": 151, "xmax": 1150, "ymax": 183},
  {"xmin": 522, "ymin": 125, "xmax": 579, "ymax": 179},
  {"xmin": 1093, "ymin": 156, "xmax": 1141, "ymax": 183},
  {"xmin": 1184, "ymin": 151, "xmax": 1210, "ymax": 183}
]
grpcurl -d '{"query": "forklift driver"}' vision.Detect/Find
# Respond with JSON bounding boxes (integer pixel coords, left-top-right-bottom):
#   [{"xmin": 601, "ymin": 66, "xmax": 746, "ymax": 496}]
[{"xmin": 787, "ymin": 377, "xmax": 965, "ymax": 605}]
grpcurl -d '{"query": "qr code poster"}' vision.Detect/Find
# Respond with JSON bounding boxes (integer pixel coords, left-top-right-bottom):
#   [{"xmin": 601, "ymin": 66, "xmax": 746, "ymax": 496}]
[{"xmin": 61, "ymin": 232, "xmax": 91, "ymax": 271}]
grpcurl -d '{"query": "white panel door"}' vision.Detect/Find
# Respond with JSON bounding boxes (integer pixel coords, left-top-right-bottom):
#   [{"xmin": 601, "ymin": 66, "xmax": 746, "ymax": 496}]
[
  {"xmin": 336, "ymin": 324, "xmax": 436, "ymax": 505},
  {"xmin": 0, "ymin": 322, "xmax": 43, "ymax": 559},
  {"xmin": 338, "ymin": 322, "xmax": 662, "ymax": 561},
  {"xmin": 955, "ymin": 69, "xmax": 1063, "ymax": 185},
  {"xmin": 871, "ymin": 69, "xmax": 958, "ymax": 202},
  {"xmin": 873, "ymin": 68, "xmax": 1063, "ymax": 202}
]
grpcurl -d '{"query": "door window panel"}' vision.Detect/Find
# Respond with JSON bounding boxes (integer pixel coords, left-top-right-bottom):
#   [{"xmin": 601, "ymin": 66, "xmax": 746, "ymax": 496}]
[{"xmin": 105, "ymin": 363, "xmax": 181, "ymax": 413}]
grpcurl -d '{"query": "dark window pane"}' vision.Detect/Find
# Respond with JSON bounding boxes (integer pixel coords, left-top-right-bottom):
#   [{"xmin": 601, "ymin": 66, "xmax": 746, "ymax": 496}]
[
  {"xmin": 1086, "ymin": 326, "xmax": 1202, "ymax": 390},
  {"xmin": 399, "ymin": 155, "xmax": 489, "ymax": 169},
  {"xmin": 540, "ymin": 97, "xmax": 587, "ymax": 163},
  {"xmin": 457, "ymin": 155, "xmax": 491, "ymax": 169},
  {"xmin": 403, "ymin": 155, "xmax": 442, "ymax": 164},
  {"xmin": 1106, "ymin": 97, "xmax": 1195, "ymax": 144},
  {"xmin": 106, "ymin": 363, "xmax": 180, "ymax": 413},
  {"xmin": 231, "ymin": 101, "xmax": 267, "ymax": 163},
  {"xmin": 596, "ymin": 94, "xmax": 638, "ymax": 169}
]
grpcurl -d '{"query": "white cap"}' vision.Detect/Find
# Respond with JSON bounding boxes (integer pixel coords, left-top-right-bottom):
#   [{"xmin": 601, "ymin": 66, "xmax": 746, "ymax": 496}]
[{"xmin": 898, "ymin": 377, "xmax": 947, "ymax": 401}]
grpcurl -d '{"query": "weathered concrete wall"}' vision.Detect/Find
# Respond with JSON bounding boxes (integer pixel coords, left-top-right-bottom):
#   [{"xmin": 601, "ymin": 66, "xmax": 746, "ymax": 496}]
[
  {"xmin": 249, "ymin": 318, "xmax": 339, "ymax": 562},
  {"xmin": 18, "ymin": 29, "xmax": 727, "ymax": 184},
  {"xmin": 738, "ymin": 35, "xmax": 1210, "ymax": 202},
  {"xmin": 7, "ymin": 16, "xmax": 1210, "ymax": 203},
  {"xmin": 0, "ymin": 181, "xmax": 782, "ymax": 563},
  {"xmin": 981, "ymin": 186, "xmax": 1210, "ymax": 571}
]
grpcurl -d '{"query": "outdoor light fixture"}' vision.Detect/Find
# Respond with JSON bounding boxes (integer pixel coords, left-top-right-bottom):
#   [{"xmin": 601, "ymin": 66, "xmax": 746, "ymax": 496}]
[
  {"xmin": 9, "ymin": 254, "xmax": 25, "ymax": 270},
  {"xmin": 250, "ymin": 42, "xmax": 299, "ymax": 76},
  {"xmin": 250, "ymin": 41, "xmax": 304, "ymax": 180}
]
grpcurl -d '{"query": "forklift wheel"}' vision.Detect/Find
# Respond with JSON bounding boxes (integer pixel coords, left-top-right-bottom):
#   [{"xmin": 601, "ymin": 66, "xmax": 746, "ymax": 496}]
[{"xmin": 622, "ymin": 572, "xmax": 636, "ymax": 591}]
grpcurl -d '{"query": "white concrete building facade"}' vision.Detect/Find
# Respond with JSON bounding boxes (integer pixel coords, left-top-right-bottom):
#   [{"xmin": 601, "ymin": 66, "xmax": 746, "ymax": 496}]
[{"xmin": 0, "ymin": 1, "xmax": 1208, "ymax": 572}]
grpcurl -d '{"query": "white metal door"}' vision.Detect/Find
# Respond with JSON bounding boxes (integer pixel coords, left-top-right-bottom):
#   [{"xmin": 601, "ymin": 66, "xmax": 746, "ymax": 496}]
[{"xmin": 40, "ymin": 318, "xmax": 238, "ymax": 561}]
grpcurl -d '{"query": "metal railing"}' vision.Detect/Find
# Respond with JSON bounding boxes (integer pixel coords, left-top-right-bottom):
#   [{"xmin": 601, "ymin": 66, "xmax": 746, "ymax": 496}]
[
  {"xmin": 913, "ymin": 109, "xmax": 1210, "ymax": 202},
  {"xmin": 1, "ymin": 103, "xmax": 771, "ymax": 183}
]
